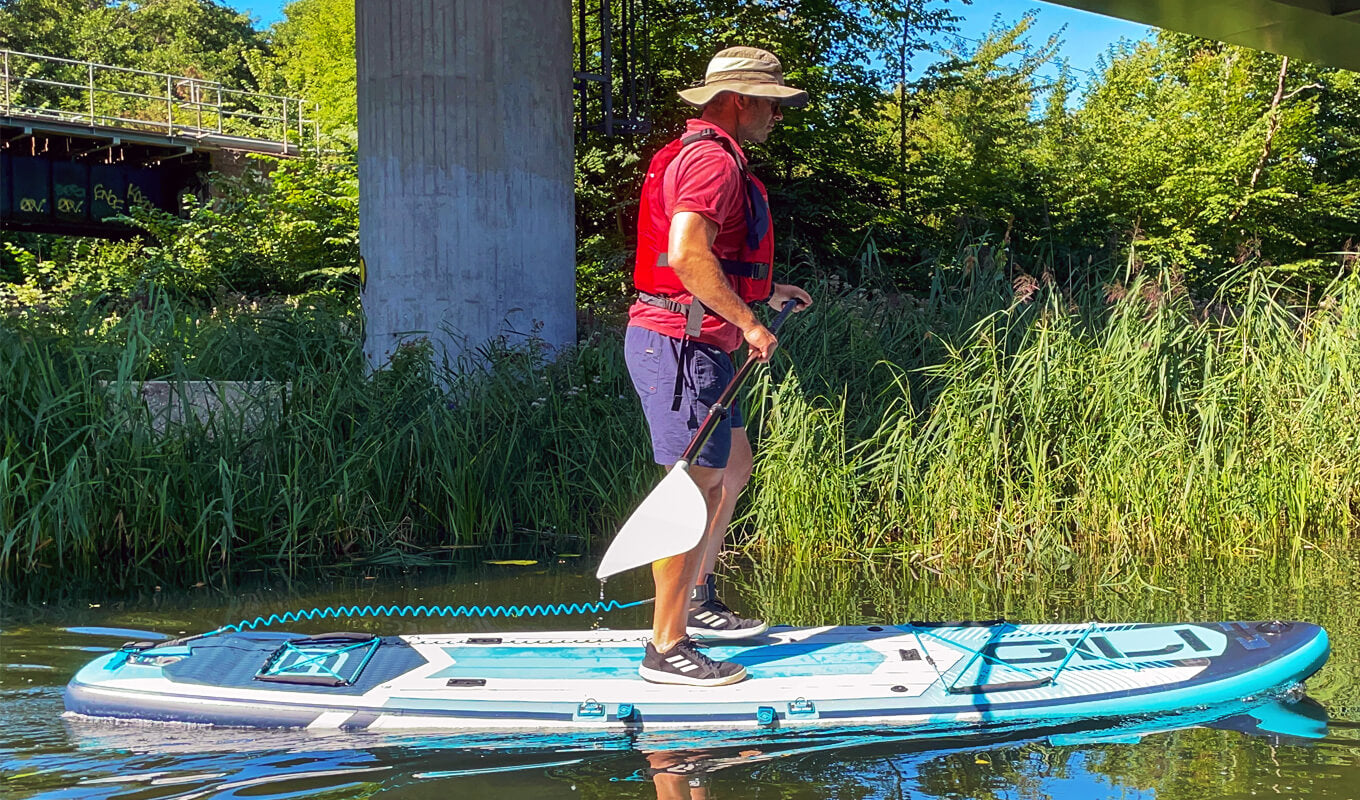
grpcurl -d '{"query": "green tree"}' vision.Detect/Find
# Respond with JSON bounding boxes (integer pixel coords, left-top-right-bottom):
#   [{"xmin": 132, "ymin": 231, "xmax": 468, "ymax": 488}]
[
  {"xmin": 1061, "ymin": 33, "xmax": 1360, "ymax": 286},
  {"xmin": 269, "ymin": 0, "xmax": 356, "ymax": 140},
  {"xmin": 0, "ymin": 0, "xmax": 103, "ymax": 52},
  {"xmin": 1, "ymin": 0, "xmax": 275, "ymax": 136},
  {"xmin": 879, "ymin": 15, "xmax": 1061, "ymax": 276},
  {"xmin": 1, "ymin": 0, "xmax": 265, "ymax": 84}
]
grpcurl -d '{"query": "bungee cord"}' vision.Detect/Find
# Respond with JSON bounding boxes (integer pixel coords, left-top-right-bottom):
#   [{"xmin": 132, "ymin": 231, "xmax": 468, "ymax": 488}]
[{"xmin": 208, "ymin": 597, "xmax": 654, "ymax": 637}]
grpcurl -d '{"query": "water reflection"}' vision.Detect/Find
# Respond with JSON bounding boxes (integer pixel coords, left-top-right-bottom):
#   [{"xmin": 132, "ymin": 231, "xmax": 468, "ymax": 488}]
[
  {"xmin": 38, "ymin": 695, "xmax": 1335, "ymax": 800},
  {"xmin": 635, "ymin": 696, "xmax": 1335, "ymax": 800}
]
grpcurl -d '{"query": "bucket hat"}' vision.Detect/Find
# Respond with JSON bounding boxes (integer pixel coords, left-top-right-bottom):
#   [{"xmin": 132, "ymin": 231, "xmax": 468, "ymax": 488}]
[{"xmin": 677, "ymin": 46, "xmax": 808, "ymax": 108}]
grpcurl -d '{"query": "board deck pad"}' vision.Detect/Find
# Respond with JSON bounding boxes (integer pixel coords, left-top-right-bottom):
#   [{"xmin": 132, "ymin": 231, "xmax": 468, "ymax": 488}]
[{"xmin": 64, "ymin": 621, "xmax": 1329, "ymax": 732}]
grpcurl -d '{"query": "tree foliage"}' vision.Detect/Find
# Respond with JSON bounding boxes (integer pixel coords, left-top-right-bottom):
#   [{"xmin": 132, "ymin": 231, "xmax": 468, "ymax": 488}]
[
  {"xmin": 3, "ymin": 0, "xmax": 1360, "ymax": 308},
  {"xmin": 884, "ymin": 13, "xmax": 1062, "ymax": 276},
  {"xmin": 1058, "ymin": 33, "xmax": 1360, "ymax": 285},
  {"xmin": 0, "ymin": 0, "xmax": 266, "ymax": 85},
  {"xmin": 268, "ymin": 0, "xmax": 355, "ymax": 139}
]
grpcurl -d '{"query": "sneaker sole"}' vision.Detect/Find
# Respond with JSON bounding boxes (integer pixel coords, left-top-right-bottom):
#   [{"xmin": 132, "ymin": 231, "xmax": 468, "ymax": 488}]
[
  {"xmin": 686, "ymin": 621, "xmax": 770, "ymax": 640},
  {"xmin": 637, "ymin": 664, "xmax": 748, "ymax": 687}
]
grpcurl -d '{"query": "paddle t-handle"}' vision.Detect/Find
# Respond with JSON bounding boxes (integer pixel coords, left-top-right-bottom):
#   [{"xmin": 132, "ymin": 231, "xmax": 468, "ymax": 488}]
[{"xmin": 677, "ymin": 298, "xmax": 802, "ymax": 467}]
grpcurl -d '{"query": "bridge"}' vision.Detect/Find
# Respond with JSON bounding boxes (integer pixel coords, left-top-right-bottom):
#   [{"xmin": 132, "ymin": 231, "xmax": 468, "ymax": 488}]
[
  {"xmin": 1, "ymin": 49, "xmax": 316, "ymax": 237},
  {"xmin": 1049, "ymin": 1, "xmax": 1360, "ymax": 73}
]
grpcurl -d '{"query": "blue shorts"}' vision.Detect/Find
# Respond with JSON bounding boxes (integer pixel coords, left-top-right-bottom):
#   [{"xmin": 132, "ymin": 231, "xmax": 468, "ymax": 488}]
[{"xmin": 624, "ymin": 326, "xmax": 744, "ymax": 469}]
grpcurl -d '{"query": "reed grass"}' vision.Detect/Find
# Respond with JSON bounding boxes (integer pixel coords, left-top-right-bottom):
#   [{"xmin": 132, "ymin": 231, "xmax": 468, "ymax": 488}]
[
  {"xmin": 746, "ymin": 261, "xmax": 1360, "ymax": 577},
  {"xmin": 4, "ymin": 254, "xmax": 1360, "ymax": 594},
  {"xmin": 1, "ymin": 290, "xmax": 656, "ymax": 594}
]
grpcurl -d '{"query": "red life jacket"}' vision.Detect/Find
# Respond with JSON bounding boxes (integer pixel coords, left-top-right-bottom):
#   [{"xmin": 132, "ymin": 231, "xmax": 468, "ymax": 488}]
[{"xmin": 633, "ymin": 128, "xmax": 775, "ymax": 338}]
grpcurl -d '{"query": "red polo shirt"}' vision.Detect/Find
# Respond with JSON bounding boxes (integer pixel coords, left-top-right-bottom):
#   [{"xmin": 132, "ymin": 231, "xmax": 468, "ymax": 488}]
[{"xmin": 628, "ymin": 119, "xmax": 761, "ymax": 353}]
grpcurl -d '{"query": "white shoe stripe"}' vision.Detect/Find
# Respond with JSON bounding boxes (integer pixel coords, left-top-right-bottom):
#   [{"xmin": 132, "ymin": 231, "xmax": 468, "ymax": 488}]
[
  {"xmin": 638, "ymin": 664, "xmax": 747, "ymax": 686},
  {"xmin": 678, "ymin": 663, "xmax": 699, "ymax": 672}
]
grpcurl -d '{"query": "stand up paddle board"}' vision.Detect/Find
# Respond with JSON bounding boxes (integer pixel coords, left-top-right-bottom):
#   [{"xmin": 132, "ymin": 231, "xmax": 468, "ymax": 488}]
[{"xmin": 64, "ymin": 620, "xmax": 1329, "ymax": 731}]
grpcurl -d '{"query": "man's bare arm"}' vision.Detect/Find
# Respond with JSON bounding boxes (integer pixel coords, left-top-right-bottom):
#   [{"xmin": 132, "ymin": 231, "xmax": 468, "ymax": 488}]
[
  {"xmin": 667, "ymin": 211, "xmax": 777, "ymax": 359},
  {"xmin": 667, "ymin": 212, "xmax": 758, "ymax": 332}
]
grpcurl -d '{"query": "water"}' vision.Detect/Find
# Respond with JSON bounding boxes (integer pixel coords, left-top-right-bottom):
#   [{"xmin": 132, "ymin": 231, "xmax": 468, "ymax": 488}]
[{"xmin": 2, "ymin": 551, "xmax": 1357, "ymax": 799}]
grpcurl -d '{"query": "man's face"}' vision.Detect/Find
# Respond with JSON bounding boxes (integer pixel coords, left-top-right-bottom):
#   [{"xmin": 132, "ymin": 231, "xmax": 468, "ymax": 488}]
[{"xmin": 738, "ymin": 96, "xmax": 783, "ymax": 144}]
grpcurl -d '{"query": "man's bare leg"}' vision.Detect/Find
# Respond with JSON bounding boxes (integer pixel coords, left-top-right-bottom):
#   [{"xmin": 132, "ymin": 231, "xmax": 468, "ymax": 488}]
[
  {"xmin": 694, "ymin": 428, "xmax": 752, "ymax": 587},
  {"xmin": 682, "ymin": 428, "xmax": 766, "ymax": 639},
  {"xmin": 651, "ymin": 463, "xmax": 725, "ymax": 651}
]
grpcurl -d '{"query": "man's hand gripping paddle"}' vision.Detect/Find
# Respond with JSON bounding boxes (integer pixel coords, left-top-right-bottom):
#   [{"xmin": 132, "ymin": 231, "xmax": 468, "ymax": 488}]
[{"xmin": 597, "ymin": 299, "xmax": 802, "ymax": 579}]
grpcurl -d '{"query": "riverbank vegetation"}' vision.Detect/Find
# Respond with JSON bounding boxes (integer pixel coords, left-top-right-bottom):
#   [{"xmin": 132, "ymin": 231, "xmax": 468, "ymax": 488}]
[
  {"xmin": 8, "ymin": 256, "xmax": 1360, "ymax": 594},
  {"xmin": 752, "ymin": 262, "xmax": 1360, "ymax": 574},
  {"xmin": 3, "ymin": 1, "xmax": 1360, "ymax": 594}
]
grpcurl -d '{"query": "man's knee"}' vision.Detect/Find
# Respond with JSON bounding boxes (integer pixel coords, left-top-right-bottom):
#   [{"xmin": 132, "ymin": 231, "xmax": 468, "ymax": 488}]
[
  {"xmin": 724, "ymin": 462, "xmax": 751, "ymax": 494},
  {"xmin": 725, "ymin": 431, "xmax": 753, "ymax": 492},
  {"xmin": 686, "ymin": 464, "xmax": 726, "ymax": 508}
]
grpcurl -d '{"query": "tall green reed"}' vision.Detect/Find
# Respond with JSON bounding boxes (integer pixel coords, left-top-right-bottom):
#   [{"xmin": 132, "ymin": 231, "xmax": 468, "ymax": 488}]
[
  {"xmin": 745, "ymin": 263, "xmax": 1360, "ymax": 577},
  {"xmin": 1, "ymin": 292, "xmax": 654, "ymax": 596}
]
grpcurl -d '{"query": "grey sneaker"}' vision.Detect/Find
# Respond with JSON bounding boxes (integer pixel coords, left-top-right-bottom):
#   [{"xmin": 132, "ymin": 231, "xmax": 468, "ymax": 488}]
[
  {"xmin": 638, "ymin": 637, "xmax": 747, "ymax": 686},
  {"xmin": 687, "ymin": 597, "xmax": 770, "ymax": 639},
  {"xmin": 686, "ymin": 576, "xmax": 768, "ymax": 640}
]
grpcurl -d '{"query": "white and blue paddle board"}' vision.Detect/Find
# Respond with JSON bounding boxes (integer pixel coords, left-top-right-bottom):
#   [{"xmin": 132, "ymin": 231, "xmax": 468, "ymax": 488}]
[{"xmin": 64, "ymin": 620, "xmax": 1329, "ymax": 731}]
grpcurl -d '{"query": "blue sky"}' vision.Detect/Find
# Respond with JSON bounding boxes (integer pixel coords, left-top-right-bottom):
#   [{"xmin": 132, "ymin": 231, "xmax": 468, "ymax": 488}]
[
  {"xmin": 228, "ymin": 1, "xmax": 286, "ymax": 29},
  {"xmin": 227, "ymin": 0, "xmax": 1152, "ymax": 83},
  {"xmin": 951, "ymin": 0, "xmax": 1152, "ymax": 85}
]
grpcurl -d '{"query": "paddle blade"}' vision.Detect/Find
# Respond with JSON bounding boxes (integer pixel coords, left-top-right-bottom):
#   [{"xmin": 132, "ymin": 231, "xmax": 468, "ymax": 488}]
[{"xmin": 596, "ymin": 466, "xmax": 707, "ymax": 579}]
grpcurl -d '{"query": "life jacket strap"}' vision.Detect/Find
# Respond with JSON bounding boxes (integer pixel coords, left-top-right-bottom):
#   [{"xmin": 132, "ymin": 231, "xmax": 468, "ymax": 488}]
[
  {"xmin": 636, "ymin": 291, "xmax": 708, "ymax": 412},
  {"xmin": 637, "ymin": 291, "xmax": 709, "ymax": 339},
  {"xmin": 654, "ymin": 252, "xmax": 768, "ymax": 280},
  {"xmin": 681, "ymin": 128, "xmax": 731, "ymax": 150}
]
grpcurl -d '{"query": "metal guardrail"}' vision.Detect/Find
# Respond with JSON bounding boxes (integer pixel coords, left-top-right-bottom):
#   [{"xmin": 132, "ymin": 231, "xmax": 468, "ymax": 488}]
[{"xmin": 0, "ymin": 49, "xmax": 318, "ymax": 154}]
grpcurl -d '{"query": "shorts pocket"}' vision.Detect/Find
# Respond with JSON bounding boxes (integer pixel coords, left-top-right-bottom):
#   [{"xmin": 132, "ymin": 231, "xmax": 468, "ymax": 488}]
[
  {"xmin": 687, "ymin": 344, "xmax": 730, "ymax": 405},
  {"xmin": 625, "ymin": 329, "xmax": 664, "ymax": 396}
]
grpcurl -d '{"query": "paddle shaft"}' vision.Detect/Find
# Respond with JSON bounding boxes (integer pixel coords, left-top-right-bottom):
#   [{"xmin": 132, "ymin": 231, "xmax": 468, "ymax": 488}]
[{"xmin": 677, "ymin": 298, "xmax": 800, "ymax": 467}]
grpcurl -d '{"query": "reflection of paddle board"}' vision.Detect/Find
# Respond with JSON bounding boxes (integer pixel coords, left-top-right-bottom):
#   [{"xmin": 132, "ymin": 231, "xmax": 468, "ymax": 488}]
[{"xmin": 64, "ymin": 620, "xmax": 1329, "ymax": 731}]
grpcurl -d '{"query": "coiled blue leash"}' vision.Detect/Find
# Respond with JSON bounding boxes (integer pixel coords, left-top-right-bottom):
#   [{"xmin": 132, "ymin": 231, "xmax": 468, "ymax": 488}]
[{"xmin": 205, "ymin": 597, "xmax": 655, "ymax": 638}]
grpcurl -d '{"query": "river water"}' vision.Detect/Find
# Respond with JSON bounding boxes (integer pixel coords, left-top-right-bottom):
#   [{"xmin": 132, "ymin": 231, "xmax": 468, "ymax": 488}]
[{"xmin": 2, "ymin": 550, "xmax": 1357, "ymax": 799}]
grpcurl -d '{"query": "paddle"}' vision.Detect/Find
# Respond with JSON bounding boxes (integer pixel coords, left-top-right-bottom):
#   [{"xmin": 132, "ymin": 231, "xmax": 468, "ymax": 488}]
[{"xmin": 597, "ymin": 298, "xmax": 802, "ymax": 579}]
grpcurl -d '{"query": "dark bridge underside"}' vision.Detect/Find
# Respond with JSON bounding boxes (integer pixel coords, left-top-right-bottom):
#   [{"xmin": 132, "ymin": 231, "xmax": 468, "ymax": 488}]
[
  {"xmin": 1, "ymin": 119, "xmax": 211, "ymax": 237},
  {"xmin": 1046, "ymin": 0, "xmax": 1360, "ymax": 72}
]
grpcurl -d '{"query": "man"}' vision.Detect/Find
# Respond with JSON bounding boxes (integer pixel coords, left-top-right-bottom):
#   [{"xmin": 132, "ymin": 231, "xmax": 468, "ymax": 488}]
[{"xmin": 625, "ymin": 46, "xmax": 813, "ymax": 687}]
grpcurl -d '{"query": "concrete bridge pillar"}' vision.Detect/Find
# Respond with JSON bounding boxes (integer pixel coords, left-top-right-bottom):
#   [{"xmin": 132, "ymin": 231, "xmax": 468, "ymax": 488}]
[{"xmin": 356, "ymin": 0, "xmax": 575, "ymax": 369}]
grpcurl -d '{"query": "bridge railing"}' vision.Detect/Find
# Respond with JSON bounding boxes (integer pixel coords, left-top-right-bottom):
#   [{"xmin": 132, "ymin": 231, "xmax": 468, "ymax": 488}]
[{"xmin": 0, "ymin": 49, "xmax": 317, "ymax": 153}]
